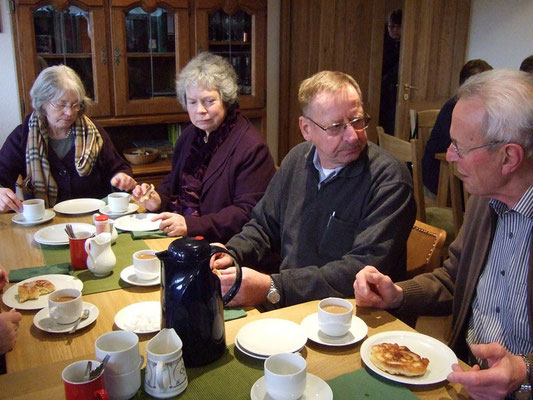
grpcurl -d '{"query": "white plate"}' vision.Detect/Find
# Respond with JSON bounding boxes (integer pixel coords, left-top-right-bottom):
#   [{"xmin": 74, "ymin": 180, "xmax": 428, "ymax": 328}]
[
  {"xmin": 360, "ymin": 330, "xmax": 458, "ymax": 385},
  {"xmin": 114, "ymin": 213, "xmax": 161, "ymax": 232},
  {"xmin": 33, "ymin": 302, "xmax": 99, "ymax": 333},
  {"xmin": 53, "ymin": 198, "xmax": 105, "ymax": 215},
  {"xmin": 99, "ymin": 203, "xmax": 139, "ymax": 217},
  {"xmin": 34, "ymin": 223, "xmax": 96, "ymax": 245},
  {"xmin": 120, "ymin": 265, "xmax": 160, "ymax": 287},
  {"xmin": 236, "ymin": 318, "xmax": 308, "ymax": 357},
  {"xmin": 12, "ymin": 209, "xmax": 56, "ymax": 226},
  {"xmin": 2, "ymin": 274, "xmax": 84, "ymax": 310},
  {"xmin": 300, "ymin": 313, "xmax": 368, "ymax": 346},
  {"xmin": 114, "ymin": 301, "xmax": 161, "ymax": 334},
  {"xmin": 235, "ymin": 338, "xmax": 269, "ymax": 360},
  {"xmin": 250, "ymin": 373, "xmax": 333, "ymax": 400}
]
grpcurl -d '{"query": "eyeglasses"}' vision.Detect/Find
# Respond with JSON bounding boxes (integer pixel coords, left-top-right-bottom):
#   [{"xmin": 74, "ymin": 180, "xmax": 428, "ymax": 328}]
[
  {"xmin": 49, "ymin": 101, "xmax": 84, "ymax": 112},
  {"xmin": 450, "ymin": 139, "xmax": 504, "ymax": 158},
  {"xmin": 305, "ymin": 114, "xmax": 371, "ymax": 137}
]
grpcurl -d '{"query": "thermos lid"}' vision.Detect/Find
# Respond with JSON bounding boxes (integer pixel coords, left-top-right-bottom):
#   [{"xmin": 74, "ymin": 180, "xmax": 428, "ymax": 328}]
[{"xmin": 166, "ymin": 236, "xmax": 211, "ymax": 262}]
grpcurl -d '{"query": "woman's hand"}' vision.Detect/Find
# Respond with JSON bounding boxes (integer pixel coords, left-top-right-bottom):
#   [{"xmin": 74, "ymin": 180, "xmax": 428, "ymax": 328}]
[
  {"xmin": 0, "ymin": 309, "xmax": 22, "ymax": 355},
  {"xmin": 0, "ymin": 188, "xmax": 22, "ymax": 213},
  {"xmin": 110, "ymin": 172, "xmax": 137, "ymax": 192},
  {"xmin": 132, "ymin": 183, "xmax": 161, "ymax": 211},
  {"xmin": 152, "ymin": 212, "xmax": 187, "ymax": 237}
]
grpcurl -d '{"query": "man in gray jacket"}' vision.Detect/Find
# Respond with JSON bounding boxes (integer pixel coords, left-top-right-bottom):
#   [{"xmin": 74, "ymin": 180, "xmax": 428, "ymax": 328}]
[
  {"xmin": 354, "ymin": 69, "xmax": 533, "ymax": 400},
  {"xmin": 214, "ymin": 70, "xmax": 416, "ymax": 308}
]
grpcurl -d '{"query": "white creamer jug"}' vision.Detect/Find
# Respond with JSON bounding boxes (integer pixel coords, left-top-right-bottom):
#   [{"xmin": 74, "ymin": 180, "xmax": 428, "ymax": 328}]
[{"xmin": 85, "ymin": 232, "xmax": 116, "ymax": 277}]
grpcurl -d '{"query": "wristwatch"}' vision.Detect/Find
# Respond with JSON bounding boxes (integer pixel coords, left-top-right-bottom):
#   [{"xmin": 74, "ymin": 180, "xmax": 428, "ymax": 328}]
[
  {"xmin": 266, "ymin": 278, "xmax": 281, "ymax": 304},
  {"xmin": 513, "ymin": 354, "xmax": 533, "ymax": 400}
]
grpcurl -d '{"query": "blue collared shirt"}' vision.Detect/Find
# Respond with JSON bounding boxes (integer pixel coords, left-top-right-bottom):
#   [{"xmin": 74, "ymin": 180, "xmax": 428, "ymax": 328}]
[
  {"xmin": 466, "ymin": 185, "xmax": 533, "ymax": 366},
  {"xmin": 312, "ymin": 150, "xmax": 344, "ymax": 190}
]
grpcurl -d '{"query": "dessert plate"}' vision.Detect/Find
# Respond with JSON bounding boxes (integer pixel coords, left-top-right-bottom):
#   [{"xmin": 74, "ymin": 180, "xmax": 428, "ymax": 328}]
[
  {"xmin": 360, "ymin": 330, "xmax": 458, "ymax": 385},
  {"xmin": 120, "ymin": 265, "xmax": 160, "ymax": 287},
  {"xmin": 12, "ymin": 210, "xmax": 56, "ymax": 226},
  {"xmin": 99, "ymin": 203, "xmax": 139, "ymax": 217},
  {"xmin": 33, "ymin": 302, "xmax": 99, "ymax": 333},
  {"xmin": 300, "ymin": 313, "xmax": 368, "ymax": 346},
  {"xmin": 115, "ymin": 301, "xmax": 161, "ymax": 333},
  {"xmin": 34, "ymin": 223, "xmax": 95, "ymax": 245},
  {"xmin": 2, "ymin": 274, "xmax": 84, "ymax": 310},
  {"xmin": 53, "ymin": 198, "xmax": 105, "ymax": 215},
  {"xmin": 114, "ymin": 213, "xmax": 161, "ymax": 232},
  {"xmin": 250, "ymin": 374, "xmax": 333, "ymax": 400}
]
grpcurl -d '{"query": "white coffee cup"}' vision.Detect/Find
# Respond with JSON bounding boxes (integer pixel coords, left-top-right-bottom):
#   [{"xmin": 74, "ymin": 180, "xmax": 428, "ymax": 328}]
[
  {"xmin": 102, "ymin": 357, "xmax": 143, "ymax": 400},
  {"xmin": 318, "ymin": 297, "xmax": 354, "ymax": 337},
  {"xmin": 48, "ymin": 288, "xmax": 83, "ymax": 325},
  {"xmin": 133, "ymin": 250, "xmax": 160, "ymax": 281},
  {"xmin": 144, "ymin": 328, "xmax": 188, "ymax": 399},
  {"xmin": 264, "ymin": 353, "xmax": 307, "ymax": 400},
  {"xmin": 95, "ymin": 330, "xmax": 142, "ymax": 376},
  {"xmin": 22, "ymin": 198, "xmax": 45, "ymax": 221},
  {"xmin": 108, "ymin": 192, "xmax": 130, "ymax": 213}
]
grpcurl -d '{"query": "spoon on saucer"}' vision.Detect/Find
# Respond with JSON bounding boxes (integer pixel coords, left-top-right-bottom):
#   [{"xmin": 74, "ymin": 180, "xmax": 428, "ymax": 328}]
[{"xmin": 69, "ymin": 309, "xmax": 89, "ymax": 334}]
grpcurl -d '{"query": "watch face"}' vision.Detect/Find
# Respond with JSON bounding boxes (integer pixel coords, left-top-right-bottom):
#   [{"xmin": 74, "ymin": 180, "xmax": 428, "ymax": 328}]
[{"xmin": 267, "ymin": 290, "xmax": 280, "ymax": 304}]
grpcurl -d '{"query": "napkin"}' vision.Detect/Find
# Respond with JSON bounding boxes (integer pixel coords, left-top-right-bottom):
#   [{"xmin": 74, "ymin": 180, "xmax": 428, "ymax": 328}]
[
  {"xmin": 130, "ymin": 230, "xmax": 168, "ymax": 240},
  {"xmin": 223, "ymin": 307, "xmax": 247, "ymax": 321},
  {"xmin": 327, "ymin": 368, "xmax": 419, "ymax": 399},
  {"xmin": 8, "ymin": 263, "xmax": 72, "ymax": 282}
]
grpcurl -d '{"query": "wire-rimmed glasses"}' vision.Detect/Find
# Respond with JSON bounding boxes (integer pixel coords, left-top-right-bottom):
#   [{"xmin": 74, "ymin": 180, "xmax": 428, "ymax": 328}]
[
  {"xmin": 49, "ymin": 101, "xmax": 84, "ymax": 112},
  {"xmin": 305, "ymin": 114, "xmax": 371, "ymax": 137},
  {"xmin": 450, "ymin": 139, "xmax": 504, "ymax": 158}
]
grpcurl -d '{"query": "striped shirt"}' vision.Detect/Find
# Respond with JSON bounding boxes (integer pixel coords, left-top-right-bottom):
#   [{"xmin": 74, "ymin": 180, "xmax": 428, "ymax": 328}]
[{"xmin": 466, "ymin": 185, "xmax": 533, "ymax": 366}]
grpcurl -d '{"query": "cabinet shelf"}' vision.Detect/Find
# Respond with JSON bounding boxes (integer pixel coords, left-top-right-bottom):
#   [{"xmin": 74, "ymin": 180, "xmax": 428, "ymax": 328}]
[
  {"xmin": 208, "ymin": 40, "xmax": 251, "ymax": 46},
  {"xmin": 127, "ymin": 52, "xmax": 176, "ymax": 58},
  {"xmin": 38, "ymin": 53, "xmax": 92, "ymax": 58}
]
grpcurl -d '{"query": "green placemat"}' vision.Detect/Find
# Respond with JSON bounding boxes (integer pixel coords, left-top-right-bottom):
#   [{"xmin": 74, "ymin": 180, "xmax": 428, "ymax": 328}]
[
  {"xmin": 40, "ymin": 233, "xmax": 149, "ymax": 295},
  {"xmin": 223, "ymin": 307, "xmax": 246, "ymax": 321},
  {"xmin": 133, "ymin": 345, "xmax": 263, "ymax": 399},
  {"xmin": 327, "ymin": 368, "xmax": 420, "ymax": 399},
  {"xmin": 131, "ymin": 230, "xmax": 168, "ymax": 240},
  {"xmin": 8, "ymin": 263, "xmax": 71, "ymax": 282}
]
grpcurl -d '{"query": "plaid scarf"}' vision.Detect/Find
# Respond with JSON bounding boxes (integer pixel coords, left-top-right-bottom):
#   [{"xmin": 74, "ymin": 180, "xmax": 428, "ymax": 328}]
[{"xmin": 23, "ymin": 112, "xmax": 103, "ymax": 207}]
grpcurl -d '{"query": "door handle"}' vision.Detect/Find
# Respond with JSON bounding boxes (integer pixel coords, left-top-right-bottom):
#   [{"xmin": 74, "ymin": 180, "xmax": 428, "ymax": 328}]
[
  {"xmin": 114, "ymin": 47, "xmax": 121, "ymax": 65},
  {"xmin": 403, "ymin": 83, "xmax": 418, "ymax": 100}
]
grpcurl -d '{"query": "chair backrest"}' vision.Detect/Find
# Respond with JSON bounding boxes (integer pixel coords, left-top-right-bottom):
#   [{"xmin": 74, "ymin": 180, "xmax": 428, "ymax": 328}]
[
  {"xmin": 449, "ymin": 162, "xmax": 469, "ymax": 236},
  {"xmin": 406, "ymin": 220, "xmax": 446, "ymax": 279},
  {"xmin": 377, "ymin": 128, "xmax": 426, "ymax": 221},
  {"xmin": 415, "ymin": 109, "xmax": 440, "ymax": 149}
]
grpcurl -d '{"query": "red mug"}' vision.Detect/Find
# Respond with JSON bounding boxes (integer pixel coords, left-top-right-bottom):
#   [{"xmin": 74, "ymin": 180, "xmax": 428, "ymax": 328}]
[
  {"xmin": 62, "ymin": 360, "xmax": 109, "ymax": 400},
  {"xmin": 69, "ymin": 231, "xmax": 92, "ymax": 270}
]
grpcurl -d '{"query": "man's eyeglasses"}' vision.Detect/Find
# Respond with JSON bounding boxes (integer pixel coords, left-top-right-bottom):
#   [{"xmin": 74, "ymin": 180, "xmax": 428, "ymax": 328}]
[
  {"xmin": 450, "ymin": 139, "xmax": 504, "ymax": 158},
  {"xmin": 49, "ymin": 101, "xmax": 84, "ymax": 112},
  {"xmin": 305, "ymin": 114, "xmax": 371, "ymax": 137}
]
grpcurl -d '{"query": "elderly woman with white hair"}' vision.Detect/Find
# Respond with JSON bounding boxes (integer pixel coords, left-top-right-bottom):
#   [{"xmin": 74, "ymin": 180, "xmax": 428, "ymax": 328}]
[
  {"xmin": 133, "ymin": 52, "xmax": 275, "ymax": 243},
  {"xmin": 0, "ymin": 65, "xmax": 136, "ymax": 212}
]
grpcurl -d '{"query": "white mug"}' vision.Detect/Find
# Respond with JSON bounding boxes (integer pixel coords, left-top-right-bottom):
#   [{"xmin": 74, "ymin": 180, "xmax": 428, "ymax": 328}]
[
  {"xmin": 133, "ymin": 250, "xmax": 160, "ymax": 281},
  {"xmin": 102, "ymin": 357, "xmax": 143, "ymax": 400},
  {"xmin": 144, "ymin": 328, "xmax": 188, "ymax": 399},
  {"xmin": 318, "ymin": 297, "xmax": 353, "ymax": 337},
  {"xmin": 22, "ymin": 198, "xmax": 45, "ymax": 221},
  {"xmin": 48, "ymin": 288, "xmax": 83, "ymax": 325},
  {"xmin": 264, "ymin": 353, "xmax": 307, "ymax": 400},
  {"xmin": 95, "ymin": 330, "xmax": 142, "ymax": 376},
  {"xmin": 108, "ymin": 192, "xmax": 130, "ymax": 213}
]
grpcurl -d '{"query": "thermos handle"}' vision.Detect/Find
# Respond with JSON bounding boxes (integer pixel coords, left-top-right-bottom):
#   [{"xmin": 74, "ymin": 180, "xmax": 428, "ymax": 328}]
[{"xmin": 210, "ymin": 246, "xmax": 242, "ymax": 305}]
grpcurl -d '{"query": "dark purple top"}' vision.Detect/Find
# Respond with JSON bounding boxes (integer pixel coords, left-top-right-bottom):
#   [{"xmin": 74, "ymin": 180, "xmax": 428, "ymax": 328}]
[
  {"xmin": 158, "ymin": 112, "xmax": 276, "ymax": 243},
  {"xmin": 0, "ymin": 114, "xmax": 132, "ymax": 203}
]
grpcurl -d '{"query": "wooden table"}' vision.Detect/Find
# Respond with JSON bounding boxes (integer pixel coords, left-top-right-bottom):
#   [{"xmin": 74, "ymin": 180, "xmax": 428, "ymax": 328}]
[{"xmin": 0, "ymin": 212, "xmax": 470, "ymax": 399}]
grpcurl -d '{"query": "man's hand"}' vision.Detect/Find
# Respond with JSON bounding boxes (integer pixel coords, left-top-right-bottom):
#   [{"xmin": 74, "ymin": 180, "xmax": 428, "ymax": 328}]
[
  {"xmin": 0, "ymin": 266, "xmax": 8, "ymax": 291},
  {"xmin": 217, "ymin": 267, "xmax": 270, "ymax": 307},
  {"xmin": 0, "ymin": 188, "xmax": 22, "ymax": 213},
  {"xmin": 353, "ymin": 266, "xmax": 403, "ymax": 309},
  {"xmin": 131, "ymin": 183, "xmax": 161, "ymax": 211},
  {"xmin": 0, "ymin": 309, "xmax": 22, "ymax": 355},
  {"xmin": 447, "ymin": 343, "xmax": 527, "ymax": 400},
  {"xmin": 110, "ymin": 172, "xmax": 137, "ymax": 192},
  {"xmin": 151, "ymin": 212, "xmax": 187, "ymax": 237}
]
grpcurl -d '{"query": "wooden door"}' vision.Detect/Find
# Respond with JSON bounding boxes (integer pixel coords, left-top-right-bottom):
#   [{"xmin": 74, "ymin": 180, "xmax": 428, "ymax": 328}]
[{"xmin": 395, "ymin": 0, "xmax": 470, "ymax": 140}]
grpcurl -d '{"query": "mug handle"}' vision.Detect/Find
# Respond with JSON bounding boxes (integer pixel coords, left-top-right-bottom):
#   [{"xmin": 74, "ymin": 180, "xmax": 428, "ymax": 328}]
[
  {"xmin": 84, "ymin": 237, "xmax": 94, "ymax": 253},
  {"xmin": 156, "ymin": 361, "xmax": 170, "ymax": 390},
  {"xmin": 210, "ymin": 246, "xmax": 242, "ymax": 305},
  {"xmin": 94, "ymin": 388, "xmax": 109, "ymax": 400}
]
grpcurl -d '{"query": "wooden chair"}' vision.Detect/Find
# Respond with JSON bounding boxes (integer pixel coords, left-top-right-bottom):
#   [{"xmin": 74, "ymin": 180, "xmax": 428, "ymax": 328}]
[
  {"xmin": 415, "ymin": 109, "xmax": 440, "ymax": 149},
  {"xmin": 449, "ymin": 162, "xmax": 470, "ymax": 237}
]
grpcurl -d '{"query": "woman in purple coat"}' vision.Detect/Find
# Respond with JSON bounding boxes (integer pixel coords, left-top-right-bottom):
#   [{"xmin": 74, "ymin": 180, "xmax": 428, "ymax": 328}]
[
  {"xmin": 133, "ymin": 52, "xmax": 276, "ymax": 243},
  {"xmin": 0, "ymin": 65, "xmax": 136, "ymax": 212}
]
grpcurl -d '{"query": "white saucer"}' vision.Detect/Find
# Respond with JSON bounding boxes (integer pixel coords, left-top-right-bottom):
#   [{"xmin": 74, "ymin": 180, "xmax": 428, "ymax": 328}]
[
  {"xmin": 300, "ymin": 313, "xmax": 368, "ymax": 346},
  {"xmin": 99, "ymin": 203, "xmax": 139, "ymax": 217},
  {"xmin": 12, "ymin": 209, "xmax": 56, "ymax": 226},
  {"xmin": 250, "ymin": 374, "xmax": 333, "ymax": 400},
  {"xmin": 33, "ymin": 302, "xmax": 99, "ymax": 333},
  {"xmin": 120, "ymin": 265, "xmax": 160, "ymax": 286}
]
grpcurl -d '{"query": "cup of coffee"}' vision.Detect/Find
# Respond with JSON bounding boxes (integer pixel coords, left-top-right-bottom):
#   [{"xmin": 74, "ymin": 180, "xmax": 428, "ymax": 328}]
[
  {"xmin": 62, "ymin": 360, "xmax": 108, "ymax": 400},
  {"xmin": 144, "ymin": 328, "xmax": 188, "ymax": 398},
  {"xmin": 264, "ymin": 352, "xmax": 307, "ymax": 400},
  {"xmin": 133, "ymin": 250, "xmax": 160, "ymax": 281},
  {"xmin": 108, "ymin": 192, "xmax": 130, "ymax": 213},
  {"xmin": 48, "ymin": 288, "xmax": 83, "ymax": 325},
  {"xmin": 317, "ymin": 297, "xmax": 353, "ymax": 337},
  {"xmin": 22, "ymin": 198, "xmax": 45, "ymax": 221},
  {"xmin": 69, "ymin": 231, "xmax": 93, "ymax": 270}
]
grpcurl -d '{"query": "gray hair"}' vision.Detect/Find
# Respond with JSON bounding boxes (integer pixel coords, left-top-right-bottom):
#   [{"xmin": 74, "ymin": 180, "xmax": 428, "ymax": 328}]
[
  {"xmin": 30, "ymin": 65, "xmax": 91, "ymax": 117},
  {"xmin": 457, "ymin": 69, "xmax": 533, "ymax": 159},
  {"xmin": 176, "ymin": 52, "xmax": 239, "ymax": 109}
]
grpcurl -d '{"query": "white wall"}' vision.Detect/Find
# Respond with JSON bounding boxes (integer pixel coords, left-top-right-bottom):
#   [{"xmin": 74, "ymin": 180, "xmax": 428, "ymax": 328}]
[
  {"xmin": 467, "ymin": 0, "xmax": 533, "ymax": 68},
  {"xmin": 0, "ymin": 0, "xmax": 22, "ymax": 146}
]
